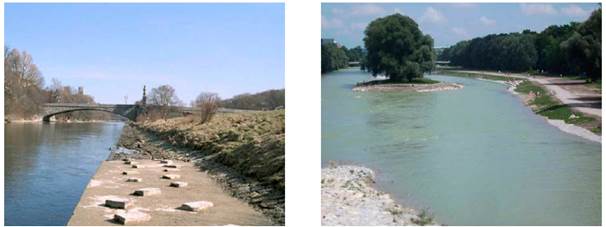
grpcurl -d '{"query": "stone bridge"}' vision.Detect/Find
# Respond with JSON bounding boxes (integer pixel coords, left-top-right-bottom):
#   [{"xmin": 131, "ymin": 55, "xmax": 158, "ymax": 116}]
[
  {"xmin": 42, "ymin": 103, "xmax": 255, "ymax": 122},
  {"xmin": 41, "ymin": 103, "xmax": 143, "ymax": 122}
]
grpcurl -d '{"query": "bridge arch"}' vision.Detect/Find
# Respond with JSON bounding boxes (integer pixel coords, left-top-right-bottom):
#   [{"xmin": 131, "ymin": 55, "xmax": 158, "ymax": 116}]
[{"xmin": 42, "ymin": 108, "xmax": 131, "ymax": 122}]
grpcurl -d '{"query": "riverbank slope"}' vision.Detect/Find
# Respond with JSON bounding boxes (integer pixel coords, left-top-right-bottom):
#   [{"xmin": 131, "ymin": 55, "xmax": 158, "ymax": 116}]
[
  {"xmin": 322, "ymin": 165, "xmax": 436, "ymax": 226},
  {"xmin": 71, "ymin": 110, "xmax": 285, "ymax": 225}
]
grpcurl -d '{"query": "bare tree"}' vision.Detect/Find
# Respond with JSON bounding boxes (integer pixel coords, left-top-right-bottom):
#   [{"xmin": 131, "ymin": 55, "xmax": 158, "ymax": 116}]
[
  {"xmin": 149, "ymin": 85, "xmax": 181, "ymax": 106},
  {"xmin": 194, "ymin": 92, "xmax": 220, "ymax": 124},
  {"xmin": 149, "ymin": 85, "xmax": 182, "ymax": 119}
]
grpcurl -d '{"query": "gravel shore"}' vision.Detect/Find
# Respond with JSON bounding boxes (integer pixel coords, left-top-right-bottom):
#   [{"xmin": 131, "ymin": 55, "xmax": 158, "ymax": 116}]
[
  {"xmin": 107, "ymin": 119, "xmax": 284, "ymax": 224},
  {"xmin": 321, "ymin": 165, "xmax": 437, "ymax": 226}
]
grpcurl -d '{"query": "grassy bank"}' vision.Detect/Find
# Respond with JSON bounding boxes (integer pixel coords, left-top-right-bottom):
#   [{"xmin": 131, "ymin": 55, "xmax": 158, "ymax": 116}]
[
  {"xmin": 514, "ymin": 81, "xmax": 601, "ymax": 134},
  {"xmin": 136, "ymin": 110, "xmax": 285, "ymax": 190}
]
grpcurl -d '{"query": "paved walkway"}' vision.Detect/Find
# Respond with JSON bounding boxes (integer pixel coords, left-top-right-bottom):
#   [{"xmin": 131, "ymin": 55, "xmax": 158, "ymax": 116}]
[
  {"xmin": 453, "ymin": 70, "xmax": 602, "ymax": 117},
  {"xmin": 68, "ymin": 159, "xmax": 272, "ymax": 226}
]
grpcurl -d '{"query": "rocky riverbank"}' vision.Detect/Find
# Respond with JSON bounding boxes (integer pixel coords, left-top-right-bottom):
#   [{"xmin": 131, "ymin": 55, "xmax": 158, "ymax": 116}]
[
  {"xmin": 353, "ymin": 82, "xmax": 463, "ymax": 92},
  {"xmin": 321, "ymin": 165, "xmax": 437, "ymax": 226},
  {"xmin": 107, "ymin": 110, "xmax": 285, "ymax": 224}
]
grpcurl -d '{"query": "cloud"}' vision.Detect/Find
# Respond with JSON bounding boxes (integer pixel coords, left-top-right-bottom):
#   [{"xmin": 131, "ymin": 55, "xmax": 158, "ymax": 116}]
[
  {"xmin": 421, "ymin": 7, "xmax": 446, "ymax": 24},
  {"xmin": 480, "ymin": 16, "xmax": 496, "ymax": 26},
  {"xmin": 451, "ymin": 3, "xmax": 477, "ymax": 8},
  {"xmin": 561, "ymin": 5, "xmax": 591, "ymax": 17},
  {"xmin": 520, "ymin": 4, "xmax": 557, "ymax": 15},
  {"xmin": 350, "ymin": 22, "xmax": 368, "ymax": 31},
  {"xmin": 349, "ymin": 4, "xmax": 387, "ymax": 17},
  {"xmin": 451, "ymin": 27, "xmax": 470, "ymax": 38},
  {"xmin": 322, "ymin": 17, "xmax": 344, "ymax": 30}
]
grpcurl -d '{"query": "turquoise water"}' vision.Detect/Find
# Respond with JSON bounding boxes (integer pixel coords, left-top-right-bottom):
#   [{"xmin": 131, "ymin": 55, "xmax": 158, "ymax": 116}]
[
  {"xmin": 5, "ymin": 122, "xmax": 124, "ymax": 226},
  {"xmin": 322, "ymin": 68, "xmax": 601, "ymax": 225}
]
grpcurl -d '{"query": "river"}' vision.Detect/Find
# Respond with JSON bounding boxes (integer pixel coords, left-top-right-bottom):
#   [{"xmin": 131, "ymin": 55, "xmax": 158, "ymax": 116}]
[
  {"xmin": 5, "ymin": 122, "xmax": 124, "ymax": 226},
  {"xmin": 322, "ymin": 68, "xmax": 601, "ymax": 225}
]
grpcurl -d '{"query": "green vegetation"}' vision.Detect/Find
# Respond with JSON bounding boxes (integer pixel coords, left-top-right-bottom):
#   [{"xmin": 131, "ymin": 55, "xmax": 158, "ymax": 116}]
[
  {"xmin": 514, "ymin": 81, "xmax": 598, "ymax": 131},
  {"xmin": 321, "ymin": 42, "xmax": 348, "ymax": 73},
  {"xmin": 364, "ymin": 14, "xmax": 435, "ymax": 82},
  {"xmin": 221, "ymin": 89, "xmax": 284, "ymax": 110},
  {"xmin": 138, "ymin": 110, "xmax": 285, "ymax": 189},
  {"xmin": 411, "ymin": 209, "xmax": 435, "ymax": 226},
  {"xmin": 321, "ymin": 41, "xmax": 367, "ymax": 73},
  {"xmin": 439, "ymin": 9, "xmax": 601, "ymax": 82}
]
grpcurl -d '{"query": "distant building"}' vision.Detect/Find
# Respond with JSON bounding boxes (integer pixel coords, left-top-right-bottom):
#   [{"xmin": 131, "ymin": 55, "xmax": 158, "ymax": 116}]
[{"xmin": 78, "ymin": 86, "xmax": 84, "ymax": 95}]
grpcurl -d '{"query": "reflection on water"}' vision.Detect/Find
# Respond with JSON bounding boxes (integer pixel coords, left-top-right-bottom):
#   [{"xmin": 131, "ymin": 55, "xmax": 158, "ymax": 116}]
[
  {"xmin": 5, "ymin": 122, "xmax": 124, "ymax": 226},
  {"xmin": 322, "ymin": 68, "xmax": 601, "ymax": 225}
]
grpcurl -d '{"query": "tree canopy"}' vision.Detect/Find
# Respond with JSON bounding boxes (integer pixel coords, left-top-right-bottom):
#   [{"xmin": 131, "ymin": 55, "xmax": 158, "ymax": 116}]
[
  {"xmin": 439, "ymin": 8, "xmax": 601, "ymax": 81},
  {"xmin": 363, "ymin": 13, "xmax": 435, "ymax": 82},
  {"xmin": 321, "ymin": 42, "xmax": 348, "ymax": 73}
]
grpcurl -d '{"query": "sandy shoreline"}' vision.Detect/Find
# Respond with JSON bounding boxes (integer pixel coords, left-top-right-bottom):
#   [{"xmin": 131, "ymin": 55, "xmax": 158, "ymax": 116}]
[{"xmin": 321, "ymin": 165, "xmax": 436, "ymax": 226}]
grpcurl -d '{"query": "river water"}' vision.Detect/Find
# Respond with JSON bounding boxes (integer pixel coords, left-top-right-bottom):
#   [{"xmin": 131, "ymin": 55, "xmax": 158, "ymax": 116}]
[
  {"xmin": 322, "ymin": 68, "xmax": 601, "ymax": 225},
  {"xmin": 5, "ymin": 122, "xmax": 124, "ymax": 226}
]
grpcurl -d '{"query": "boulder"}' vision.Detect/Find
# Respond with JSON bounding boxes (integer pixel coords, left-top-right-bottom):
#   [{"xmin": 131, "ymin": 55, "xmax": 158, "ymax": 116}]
[
  {"xmin": 131, "ymin": 164, "xmax": 144, "ymax": 168},
  {"xmin": 133, "ymin": 188, "xmax": 161, "ymax": 196},
  {"xmin": 113, "ymin": 209, "xmax": 151, "ymax": 224},
  {"xmin": 163, "ymin": 164, "xmax": 179, "ymax": 168},
  {"xmin": 124, "ymin": 160, "xmax": 137, "ymax": 165},
  {"xmin": 163, "ymin": 168, "xmax": 180, "ymax": 172},
  {"xmin": 179, "ymin": 201, "xmax": 214, "ymax": 212},
  {"xmin": 105, "ymin": 198, "xmax": 130, "ymax": 209},
  {"xmin": 126, "ymin": 177, "xmax": 143, "ymax": 183},
  {"xmin": 162, "ymin": 174, "xmax": 180, "ymax": 180},
  {"xmin": 122, "ymin": 171, "xmax": 138, "ymax": 175},
  {"xmin": 160, "ymin": 160, "xmax": 173, "ymax": 164},
  {"xmin": 169, "ymin": 181, "xmax": 188, "ymax": 188}
]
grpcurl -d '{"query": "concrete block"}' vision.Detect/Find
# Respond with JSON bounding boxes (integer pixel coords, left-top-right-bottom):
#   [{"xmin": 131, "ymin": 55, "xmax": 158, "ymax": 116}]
[
  {"xmin": 126, "ymin": 177, "xmax": 142, "ymax": 182},
  {"xmin": 163, "ymin": 164, "xmax": 179, "ymax": 168},
  {"xmin": 113, "ymin": 210, "xmax": 151, "ymax": 224},
  {"xmin": 105, "ymin": 198, "xmax": 130, "ymax": 209},
  {"xmin": 122, "ymin": 171, "xmax": 138, "ymax": 175},
  {"xmin": 162, "ymin": 174, "xmax": 180, "ymax": 180},
  {"xmin": 169, "ymin": 181, "xmax": 188, "ymax": 188},
  {"xmin": 133, "ymin": 187, "xmax": 161, "ymax": 196},
  {"xmin": 179, "ymin": 201, "xmax": 214, "ymax": 212}
]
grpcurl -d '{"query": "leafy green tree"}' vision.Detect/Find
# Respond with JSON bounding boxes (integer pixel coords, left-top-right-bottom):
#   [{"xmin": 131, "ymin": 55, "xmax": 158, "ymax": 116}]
[
  {"xmin": 321, "ymin": 42, "xmax": 349, "ymax": 73},
  {"xmin": 440, "ymin": 8, "xmax": 600, "ymax": 81},
  {"xmin": 345, "ymin": 46, "xmax": 365, "ymax": 62},
  {"xmin": 363, "ymin": 14, "xmax": 435, "ymax": 82},
  {"xmin": 561, "ymin": 9, "xmax": 601, "ymax": 81}
]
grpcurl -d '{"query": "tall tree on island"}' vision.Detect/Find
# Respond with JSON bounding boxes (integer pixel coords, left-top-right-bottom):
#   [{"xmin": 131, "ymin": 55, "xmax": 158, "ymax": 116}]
[{"xmin": 363, "ymin": 14, "xmax": 435, "ymax": 82}]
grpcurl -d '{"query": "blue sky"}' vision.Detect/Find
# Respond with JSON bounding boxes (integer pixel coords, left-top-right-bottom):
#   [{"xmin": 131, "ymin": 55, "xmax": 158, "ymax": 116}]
[
  {"xmin": 322, "ymin": 3, "xmax": 601, "ymax": 48},
  {"xmin": 5, "ymin": 3, "xmax": 284, "ymax": 104}
]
